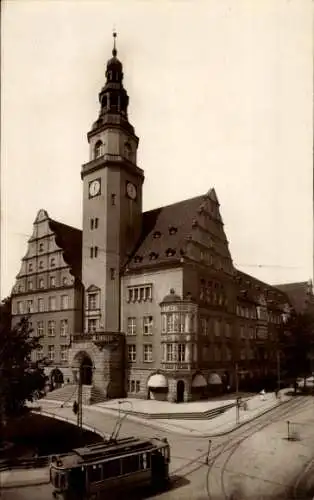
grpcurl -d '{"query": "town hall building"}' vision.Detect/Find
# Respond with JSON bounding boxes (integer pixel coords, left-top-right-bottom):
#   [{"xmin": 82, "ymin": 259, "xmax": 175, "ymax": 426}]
[{"xmin": 11, "ymin": 35, "xmax": 296, "ymax": 403}]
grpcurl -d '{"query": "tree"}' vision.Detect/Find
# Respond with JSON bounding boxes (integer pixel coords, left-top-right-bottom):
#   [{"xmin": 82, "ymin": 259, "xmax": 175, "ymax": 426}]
[
  {"xmin": 279, "ymin": 310, "xmax": 314, "ymax": 391},
  {"xmin": 0, "ymin": 306, "xmax": 47, "ymax": 437}
]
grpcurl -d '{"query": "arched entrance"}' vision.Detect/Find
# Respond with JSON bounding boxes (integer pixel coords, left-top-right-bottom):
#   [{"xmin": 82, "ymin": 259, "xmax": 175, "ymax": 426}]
[
  {"xmin": 80, "ymin": 354, "xmax": 93, "ymax": 385},
  {"xmin": 177, "ymin": 380, "xmax": 185, "ymax": 403},
  {"xmin": 50, "ymin": 368, "xmax": 64, "ymax": 390},
  {"xmin": 72, "ymin": 352, "xmax": 94, "ymax": 386}
]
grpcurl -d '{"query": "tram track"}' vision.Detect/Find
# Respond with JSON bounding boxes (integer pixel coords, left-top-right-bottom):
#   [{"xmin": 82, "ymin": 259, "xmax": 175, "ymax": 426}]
[{"xmin": 204, "ymin": 397, "xmax": 314, "ymax": 500}]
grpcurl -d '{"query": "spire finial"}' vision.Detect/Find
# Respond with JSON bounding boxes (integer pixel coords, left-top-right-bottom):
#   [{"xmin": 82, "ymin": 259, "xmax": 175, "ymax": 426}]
[{"xmin": 112, "ymin": 29, "xmax": 117, "ymax": 57}]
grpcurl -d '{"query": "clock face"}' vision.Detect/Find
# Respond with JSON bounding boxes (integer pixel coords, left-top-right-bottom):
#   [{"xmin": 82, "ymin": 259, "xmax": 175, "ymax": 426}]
[
  {"xmin": 89, "ymin": 179, "xmax": 101, "ymax": 198},
  {"xmin": 126, "ymin": 182, "xmax": 137, "ymax": 200}
]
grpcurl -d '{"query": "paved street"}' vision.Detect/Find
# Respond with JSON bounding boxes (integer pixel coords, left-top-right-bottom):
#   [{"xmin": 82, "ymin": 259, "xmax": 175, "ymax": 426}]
[{"xmin": 2, "ymin": 396, "xmax": 314, "ymax": 499}]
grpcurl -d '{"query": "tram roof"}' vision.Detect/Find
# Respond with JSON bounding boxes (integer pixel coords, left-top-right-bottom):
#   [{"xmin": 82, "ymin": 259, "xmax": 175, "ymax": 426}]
[{"xmin": 53, "ymin": 436, "xmax": 168, "ymax": 470}]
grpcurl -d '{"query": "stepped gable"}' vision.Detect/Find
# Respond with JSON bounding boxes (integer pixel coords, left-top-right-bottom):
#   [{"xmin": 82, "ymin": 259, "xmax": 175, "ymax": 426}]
[
  {"xmin": 48, "ymin": 219, "xmax": 82, "ymax": 279},
  {"xmin": 126, "ymin": 189, "xmax": 231, "ymax": 271},
  {"xmin": 274, "ymin": 281, "xmax": 314, "ymax": 314},
  {"xmin": 236, "ymin": 269, "xmax": 290, "ymax": 308}
]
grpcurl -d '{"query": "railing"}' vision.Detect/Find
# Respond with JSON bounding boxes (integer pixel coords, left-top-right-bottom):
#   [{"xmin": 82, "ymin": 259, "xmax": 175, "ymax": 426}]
[
  {"xmin": 71, "ymin": 332, "xmax": 120, "ymax": 345},
  {"xmin": 161, "ymin": 362, "xmax": 195, "ymax": 371},
  {"xmin": 0, "ymin": 455, "xmax": 52, "ymax": 472}
]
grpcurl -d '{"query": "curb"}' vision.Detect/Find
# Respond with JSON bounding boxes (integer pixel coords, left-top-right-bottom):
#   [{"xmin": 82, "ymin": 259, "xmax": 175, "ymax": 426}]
[{"xmin": 0, "ymin": 475, "xmax": 50, "ymax": 490}]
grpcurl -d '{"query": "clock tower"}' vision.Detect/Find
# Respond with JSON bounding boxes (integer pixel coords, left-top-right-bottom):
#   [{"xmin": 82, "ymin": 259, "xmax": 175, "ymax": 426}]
[{"xmin": 81, "ymin": 33, "xmax": 144, "ymax": 335}]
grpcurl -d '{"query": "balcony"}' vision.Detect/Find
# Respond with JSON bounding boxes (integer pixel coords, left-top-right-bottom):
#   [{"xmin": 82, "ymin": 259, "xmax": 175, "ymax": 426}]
[
  {"xmin": 161, "ymin": 361, "xmax": 195, "ymax": 371},
  {"xmin": 71, "ymin": 332, "xmax": 120, "ymax": 347}
]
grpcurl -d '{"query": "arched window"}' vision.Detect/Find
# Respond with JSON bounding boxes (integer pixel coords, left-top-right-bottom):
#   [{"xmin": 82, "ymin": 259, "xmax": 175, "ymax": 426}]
[{"xmin": 94, "ymin": 141, "xmax": 103, "ymax": 159}]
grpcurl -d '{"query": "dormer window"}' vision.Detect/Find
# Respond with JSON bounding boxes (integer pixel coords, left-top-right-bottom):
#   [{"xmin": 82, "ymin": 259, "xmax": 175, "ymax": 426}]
[
  {"xmin": 169, "ymin": 226, "xmax": 177, "ymax": 235},
  {"xmin": 149, "ymin": 252, "xmax": 158, "ymax": 261},
  {"xmin": 165, "ymin": 248, "xmax": 176, "ymax": 257},
  {"xmin": 94, "ymin": 140, "xmax": 104, "ymax": 159},
  {"xmin": 134, "ymin": 255, "xmax": 143, "ymax": 263},
  {"xmin": 153, "ymin": 231, "xmax": 161, "ymax": 239}
]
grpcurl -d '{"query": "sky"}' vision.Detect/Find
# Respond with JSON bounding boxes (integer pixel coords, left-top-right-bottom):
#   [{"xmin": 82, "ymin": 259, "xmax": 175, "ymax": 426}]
[{"xmin": 1, "ymin": 0, "xmax": 313, "ymax": 299}]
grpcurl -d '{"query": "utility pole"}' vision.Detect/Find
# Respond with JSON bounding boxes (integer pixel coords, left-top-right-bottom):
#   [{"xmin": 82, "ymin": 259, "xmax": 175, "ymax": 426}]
[
  {"xmin": 277, "ymin": 350, "xmax": 281, "ymax": 394},
  {"xmin": 235, "ymin": 362, "xmax": 239, "ymax": 395},
  {"xmin": 77, "ymin": 366, "xmax": 83, "ymax": 435}
]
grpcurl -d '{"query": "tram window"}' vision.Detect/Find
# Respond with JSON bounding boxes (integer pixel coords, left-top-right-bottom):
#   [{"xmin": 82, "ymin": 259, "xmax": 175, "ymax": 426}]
[
  {"xmin": 122, "ymin": 455, "xmax": 139, "ymax": 475},
  {"xmin": 60, "ymin": 474, "xmax": 66, "ymax": 489},
  {"xmin": 104, "ymin": 459, "xmax": 120, "ymax": 479},
  {"xmin": 139, "ymin": 452, "xmax": 151, "ymax": 470},
  {"xmin": 88, "ymin": 464, "xmax": 102, "ymax": 483}
]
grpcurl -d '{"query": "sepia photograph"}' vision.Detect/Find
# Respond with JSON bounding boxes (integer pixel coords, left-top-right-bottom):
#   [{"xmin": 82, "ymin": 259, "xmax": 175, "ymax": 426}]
[{"xmin": 0, "ymin": 0, "xmax": 313, "ymax": 499}]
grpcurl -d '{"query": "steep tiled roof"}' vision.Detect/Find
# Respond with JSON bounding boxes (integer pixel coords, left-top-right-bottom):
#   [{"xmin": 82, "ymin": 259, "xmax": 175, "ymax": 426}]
[
  {"xmin": 126, "ymin": 195, "xmax": 206, "ymax": 270},
  {"xmin": 274, "ymin": 281, "xmax": 313, "ymax": 313},
  {"xmin": 236, "ymin": 270, "xmax": 290, "ymax": 307},
  {"xmin": 49, "ymin": 219, "xmax": 82, "ymax": 279}
]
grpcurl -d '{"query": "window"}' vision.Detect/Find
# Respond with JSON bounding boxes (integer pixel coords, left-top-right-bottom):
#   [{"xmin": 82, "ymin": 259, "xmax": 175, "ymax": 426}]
[
  {"xmin": 136, "ymin": 380, "xmax": 140, "ymax": 393},
  {"xmin": 214, "ymin": 346, "xmax": 221, "ymax": 361},
  {"xmin": 37, "ymin": 321, "xmax": 44, "ymax": 336},
  {"xmin": 50, "ymin": 258, "xmax": 56, "ymax": 268},
  {"xmin": 127, "ymin": 317, "xmax": 136, "ymax": 335},
  {"xmin": 60, "ymin": 319, "xmax": 68, "ymax": 336},
  {"xmin": 88, "ymin": 293, "xmax": 97, "ymax": 310},
  {"xmin": 111, "ymin": 194, "xmax": 116, "ymax": 206},
  {"xmin": 50, "ymin": 276, "xmax": 56, "ymax": 288},
  {"xmin": 128, "ymin": 345, "xmax": 136, "ymax": 362},
  {"xmin": 143, "ymin": 344, "xmax": 153, "ymax": 362},
  {"xmin": 143, "ymin": 316, "xmax": 153, "ymax": 335},
  {"xmin": 36, "ymin": 346, "xmax": 44, "ymax": 361},
  {"xmin": 90, "ymin": 246, "xmax": 98, "ymax": 258},
  {"xmin": 225, "ymin": 323, "xmax": 231, "ymax": 338},
  {"xmin": 61, "ymin": 295, "xmax": 69, "ymax": 310},
  {"xmin": 17, "ymin": 301, "xmax": 24, "ymax": 314},
  {"xmin": 110, "ymin": 268, "xmax": 116, "ymax": 280},
  {"xmin": 178, "ymin": 344, "xmax": 186, "ymax": 362},
  {"xmin": 48, "ymin": 320, "xmax": 56, "ymax": 337},
  {"xmin": 48, "ymin": 345, "xmax": 55, "ymax": 361},
  {"xmin": 28, "ymin": 280, "xmax": 33, "ymax": 291},
  {"xmin": 214, "ymin": 319, "xmax": 221, "ymax": 337},
  {"xmin": 39, "ymin": 243, "xmax": 44, "ymax": 252},
  {"xmin": 60, "ymin": 345, "xmax": 68, "ymax": 362},
  {"xmin": 94, "ymin": 140, "xmax": 103, "ymax": 159},
  {"xmin": 166, "ymin": 344, "xmax": 174, "ymax": 362},
  {"xmin": 26, "ymin": 300, "xmax": 33, "ymax": 313},
  {"xmin": 49, "ymin": 296, "xmax": 56, "ymax": 311},
  {"xmin": 127, "ymin": 285, "xmax": 152, "ymax": 303},
  {"xmin": 94, "ymin": 218, "xmax": 98, "ymax": 229},
  {"xmin": 87, "ymin": 318, "xmax": 97, "ymax": 333},
  {"xmin": 38, "ymin": 298, "xmax": 44, "ymax": 312},
  {"xmin": 90, "ymin": 219, "xmax": 94, "ymax": 230},
  {"xmin": 39, "ymin": 260, "xmax": 44, "ymax": 270},
  {"xmin": 39, "ymin": 278, "xmax": 44, "ymax": 289},
  {"xmin": 62, "ymin": 277, "xmax": 68, "ymax": 286},
  {"xmin": 28, "ymin": 263, "xmax": 33, "ymax": 272}
]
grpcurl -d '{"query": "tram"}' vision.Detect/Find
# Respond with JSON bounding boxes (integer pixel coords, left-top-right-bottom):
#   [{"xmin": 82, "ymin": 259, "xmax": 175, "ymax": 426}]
[{"xmin": 50, "ymin": 436, "xmax": 171, "ymax": 499}]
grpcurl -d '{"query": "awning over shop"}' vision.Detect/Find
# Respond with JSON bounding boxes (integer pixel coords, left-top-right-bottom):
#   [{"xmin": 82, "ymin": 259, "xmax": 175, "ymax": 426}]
[
  {"xmin": 147, "ymin": 374, "xmax": 168, "ymax": 388},
  {"xmin": 192, "ymin": 374, "xmax": 207, "ymax": 388},
  {"xmin": 208, "ymin": 373, "xmax": 222, "ymax": 385}
]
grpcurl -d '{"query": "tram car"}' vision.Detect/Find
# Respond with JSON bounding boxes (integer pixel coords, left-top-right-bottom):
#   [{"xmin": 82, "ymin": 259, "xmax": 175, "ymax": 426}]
[{"xmin": 50, "ymin": 436, "xmax": 171, "ymax": 499}]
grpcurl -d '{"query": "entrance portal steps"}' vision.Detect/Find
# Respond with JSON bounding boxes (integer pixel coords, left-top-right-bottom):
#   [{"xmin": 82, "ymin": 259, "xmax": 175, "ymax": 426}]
[{"xmin": 42, "ymin": 385, "xmax": 107, "ymax": 406}]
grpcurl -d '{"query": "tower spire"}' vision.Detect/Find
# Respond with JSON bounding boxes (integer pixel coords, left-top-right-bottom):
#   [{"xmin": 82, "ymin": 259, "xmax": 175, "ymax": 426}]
[{"xmin": 112, "ymin": 30, "xmax": 117, "ymax": 57}]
